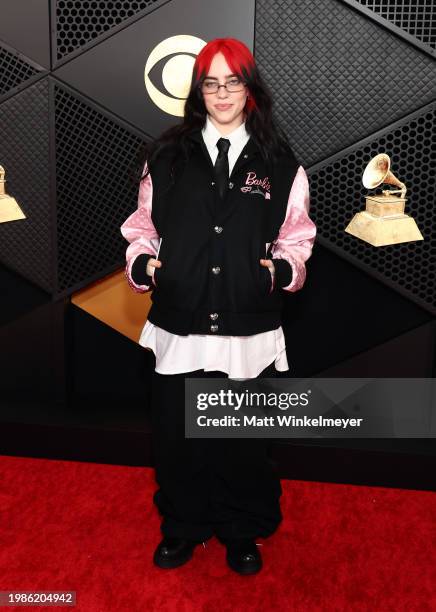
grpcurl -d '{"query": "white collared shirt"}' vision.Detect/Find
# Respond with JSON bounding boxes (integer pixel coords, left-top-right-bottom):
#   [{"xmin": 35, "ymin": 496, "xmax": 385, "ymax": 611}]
[{"xmin": 201, "ymin": 115, "xmax": 250, "ymax": 177}]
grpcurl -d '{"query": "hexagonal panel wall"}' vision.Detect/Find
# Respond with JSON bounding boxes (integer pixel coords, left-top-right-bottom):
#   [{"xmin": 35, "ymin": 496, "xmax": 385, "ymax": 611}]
[
  {"xmin": 0, "ymin": 0, "xmax": 434, "ymax": 310},
  {"xmin": 54, "ymin": 0, "xmax": 164, "ymax": 61},
  {"xmin": 309, "ymin": 102, "xmax": 435, "ymax": 313}
]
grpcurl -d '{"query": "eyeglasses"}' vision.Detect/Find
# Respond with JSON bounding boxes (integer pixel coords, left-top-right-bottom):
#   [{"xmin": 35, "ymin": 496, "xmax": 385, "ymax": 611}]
[{"xmin": 200, "ymin": 77, "xmax": 246, "ymax": 94}]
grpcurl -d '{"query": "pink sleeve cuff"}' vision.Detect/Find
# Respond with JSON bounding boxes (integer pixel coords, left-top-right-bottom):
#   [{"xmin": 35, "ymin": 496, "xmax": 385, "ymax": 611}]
[
  {"xmin": 270, "ymin": 165, "xmax": 317, "ymax": 292},
  {"xmin": 120, "ymin": 162, "xmax": 160, "ymax": 293}
]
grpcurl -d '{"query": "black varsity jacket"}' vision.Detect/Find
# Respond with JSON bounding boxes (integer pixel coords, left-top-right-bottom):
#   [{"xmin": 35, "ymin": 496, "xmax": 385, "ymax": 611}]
[{"xmin": 120, "ymin": 128, "xmax": 317, "ymax": 336}]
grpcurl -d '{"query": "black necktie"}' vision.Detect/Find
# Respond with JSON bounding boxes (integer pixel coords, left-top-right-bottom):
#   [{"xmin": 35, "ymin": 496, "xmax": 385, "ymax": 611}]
[{"xmin": 214, "ymin": 138, "xmax": 230, "ymax": 200}]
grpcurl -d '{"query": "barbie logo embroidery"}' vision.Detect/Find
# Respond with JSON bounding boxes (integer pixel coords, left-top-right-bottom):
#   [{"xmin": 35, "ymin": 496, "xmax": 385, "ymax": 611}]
[
  {"xmin": 245, "ymin": 171, "xmax": 271, "ymax": 191},
  {"xmin": 241, "ymin": 171, "xmax": 271, "ymax": 199}
]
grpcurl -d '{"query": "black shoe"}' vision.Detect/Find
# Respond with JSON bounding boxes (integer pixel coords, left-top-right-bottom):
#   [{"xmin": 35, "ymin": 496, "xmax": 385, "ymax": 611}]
[
  {"xmin": 225, "ymin": 538, "xmax": 263, "ymax": 575},
  {"xmin": 153, "ymin": 536, "xmax": 200, "ymax": 569}
]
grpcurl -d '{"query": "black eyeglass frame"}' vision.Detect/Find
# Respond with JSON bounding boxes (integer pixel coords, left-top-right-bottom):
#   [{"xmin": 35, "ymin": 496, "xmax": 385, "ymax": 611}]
[{"xmin": 199, "ymin": 78, "xmax": 247, "ymax": 94}]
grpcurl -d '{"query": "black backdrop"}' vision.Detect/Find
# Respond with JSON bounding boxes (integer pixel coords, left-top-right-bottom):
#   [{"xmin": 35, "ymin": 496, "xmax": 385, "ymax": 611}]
[{"xmin": 0, "ymin": 0, "xmax": 435, "ymax": 488}]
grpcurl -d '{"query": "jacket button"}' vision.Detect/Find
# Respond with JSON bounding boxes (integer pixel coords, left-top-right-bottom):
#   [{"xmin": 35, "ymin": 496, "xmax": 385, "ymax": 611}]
[
  {"xmin": 214, "ymin": 226, "xmax": 223, "ymax": 233},
  {"xmin": 212, "ymin": 266, "xmax": 220, "ymax": 274},
  {"xmin": 210, "ymin": 324, "xmax": 219, "ymax": 332},
  {"xmin": 210, "ymin": 313, "xmax": 218, "ymax": 320},
  {"xmin": 243, "ymin": 154, "xmax": 248, "ymax": 159},
  {"xmin": 228, "ymin": 182, "xmax": 234, "ymax": 189},
  {"xmin": 211, "ymin": 181, "xmax": 215, "ymax": 186}
]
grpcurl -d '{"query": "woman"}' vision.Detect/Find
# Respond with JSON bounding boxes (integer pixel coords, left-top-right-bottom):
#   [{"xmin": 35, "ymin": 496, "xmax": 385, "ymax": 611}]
[{"xmin": 120, "ymin": 37, "xmax": 316, "ymax": 575}]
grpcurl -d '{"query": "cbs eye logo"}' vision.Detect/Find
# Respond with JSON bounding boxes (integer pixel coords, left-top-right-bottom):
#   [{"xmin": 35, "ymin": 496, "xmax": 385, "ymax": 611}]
[{"xmin": 144, "ymin": 35, "xmax": 207, "ymax": 116}]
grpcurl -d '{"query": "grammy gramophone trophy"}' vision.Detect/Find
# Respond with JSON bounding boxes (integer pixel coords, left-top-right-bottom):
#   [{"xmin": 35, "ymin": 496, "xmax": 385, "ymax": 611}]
[
  {"xmin": 345, "ymin": 153, "xmax": 423, "ymax": 247},
  {"xmin": 0, "ymin": 165, "xmax": 26, "ymax": 224}
]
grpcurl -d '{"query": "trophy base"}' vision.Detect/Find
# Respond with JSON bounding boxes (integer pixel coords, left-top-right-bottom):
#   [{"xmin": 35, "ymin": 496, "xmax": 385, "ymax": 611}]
[
  {"xmin": 0, "ymin": 195, "xmax": 26, "ymax": 223},
  {"xmin": 345, "ymin": 211, "xmax": 424, "ymax": 247},
  {"xmin": 365, "ymin": 195, "xmax": 405, "ymax": 216}
]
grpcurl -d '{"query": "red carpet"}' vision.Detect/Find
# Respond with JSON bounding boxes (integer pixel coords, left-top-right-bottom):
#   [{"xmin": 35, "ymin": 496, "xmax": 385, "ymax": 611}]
[{"xmin": 0, "ymin": 454, "xmax": 435, "ymax": 611}]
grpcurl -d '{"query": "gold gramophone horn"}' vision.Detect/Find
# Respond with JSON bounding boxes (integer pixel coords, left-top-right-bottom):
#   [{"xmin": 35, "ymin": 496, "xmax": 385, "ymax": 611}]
[{"xmin": 362, "ymin": 153, "xmax": 407, "ymax": 198}]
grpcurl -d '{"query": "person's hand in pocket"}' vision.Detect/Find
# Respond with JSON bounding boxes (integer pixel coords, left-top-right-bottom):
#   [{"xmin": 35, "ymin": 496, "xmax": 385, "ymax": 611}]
[{"xmin": 259, "ymin": 258, "xmax": 275, "ymax": 291}]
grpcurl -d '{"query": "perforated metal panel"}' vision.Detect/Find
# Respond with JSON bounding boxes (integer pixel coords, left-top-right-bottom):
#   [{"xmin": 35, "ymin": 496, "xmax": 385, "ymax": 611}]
[
  {"xmin": 0, "ymin": 78, "xmax": 52, "ymax": 292},
  {"xmin": 0, "ymin": 44, "xmax": 40, "ymax": 98},
  {"xmin": 55, "ymin": 84, "xmax": 145, "ymax": 293},
  {"xmin": 357, "ymin": 0, "xmax": 435, "ymax": 49},
  {"xmin": 255, "ymin": 0, "xmax": 436, "ymax": 314},
  {"xmin": 1, "ymin": 0, "xmax": 434, "ymax": 315},
  {"xmin": 255, "ymin": 0, "xmax": 435, "ymax": 168},
  {"xmin": 55, "ymin": 0, "xmax": 160, "ymax": 60},
  {"xmin": 310, "ymin": 102, "xmax": 436, "ymax": 313}
]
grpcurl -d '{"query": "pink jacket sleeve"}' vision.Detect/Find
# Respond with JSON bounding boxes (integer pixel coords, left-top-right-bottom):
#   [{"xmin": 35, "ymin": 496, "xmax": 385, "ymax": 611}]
[
  {"xmin": 120, "ymin": 162, "xmax": 160, "ymax": 293},
  {"xmin": 269, "ymin": 165, "xmax": 317, "ymax": 292}
]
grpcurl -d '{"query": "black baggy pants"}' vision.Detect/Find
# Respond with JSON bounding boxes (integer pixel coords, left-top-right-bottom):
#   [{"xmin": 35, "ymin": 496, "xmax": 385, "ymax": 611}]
[{"xmin": 150, "ymin": 360, "xmax": 283, "ymax": 542}]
